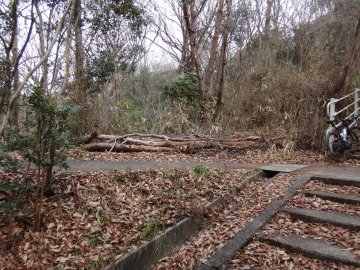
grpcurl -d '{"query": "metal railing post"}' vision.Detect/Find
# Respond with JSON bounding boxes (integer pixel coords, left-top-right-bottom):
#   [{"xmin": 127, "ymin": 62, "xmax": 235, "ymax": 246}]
[
  {"xmin": 328, "ymin": 98, "xmax": 337, "ymax": 121},
  {"xmin": 355, "ymin": 88, "xmax": 359, "ymax": 117}
]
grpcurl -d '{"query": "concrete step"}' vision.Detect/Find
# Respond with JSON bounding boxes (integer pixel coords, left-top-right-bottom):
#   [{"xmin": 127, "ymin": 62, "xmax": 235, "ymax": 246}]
[
  {"xmin": 260, "ymin": 164, "xmax": 309, "ymax": 178},
  {"xmin": 284, "ymin": 207, "xmax": 360, "ymax": 230},
  {"xmin": 260, "ymin": 164, "xmax": 309, "ymax": 173},
  {"xmin": 260, "ymin": 234, "xmax": 360, "ymax": 267},
  {"xmin": 313, "ymin": 176, "xmax": 360, "ymax": 187},
  {"xmin": 305, "ymin": 190, "xmax": 360, "ymax": 205},
  {"xmin": 197, "ymin": 176, "xmax": 312, "ymax": 270},
  {"xmin": 197, "ymin": 199, "xmax": 285, "ymax": 270}
]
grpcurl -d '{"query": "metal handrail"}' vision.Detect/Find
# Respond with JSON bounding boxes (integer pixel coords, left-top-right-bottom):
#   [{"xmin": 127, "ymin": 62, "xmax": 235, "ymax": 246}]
[{"xmin": 327, "ymin": 88, "xmax": 360, "ymax": 121}]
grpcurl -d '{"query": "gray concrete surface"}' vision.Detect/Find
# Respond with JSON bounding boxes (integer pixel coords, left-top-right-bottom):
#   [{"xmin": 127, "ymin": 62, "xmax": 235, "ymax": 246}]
[
  {"xmin": 3, "ymin": 158, "xmax": 360, "ymax": 181},
  {"xmin": 260, "ymin": 164, "xmax": 309, "ymax": 173},
  {"xmin": 261, "ymin": 234, "xmax": 360, "ymax": 267},
  {"xmin": 304, "ymin": 190, "xmax": 360, "ymax": 205},
  {"xmin": 60, "ymin": 159, "xmax": 262, "ymax": 171},
  {"xmin": 284, "ymin": 208, "xmax": 360, "ymax": 230},
  {"xmin": 310, "ymin": 174, "xmax": 360, "ymax": 187},
  {"xmin": 61, "ymin": 161, "xmax": 360, "ymax": 182},
  {"xmin": 303, "ymin": 167, "xmax": 360, "ymax": 181}
]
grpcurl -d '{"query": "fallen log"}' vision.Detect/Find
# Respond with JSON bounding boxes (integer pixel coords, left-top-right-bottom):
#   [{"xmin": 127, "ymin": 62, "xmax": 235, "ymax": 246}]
[
  {"xmin": 77, "ymin": 133, "xmax": 262, "ymax": 145},
  {"xmin": 81, "ymin": 140, "xmax": 261, "ymax": 153},
  {"xmin": 106, "ymin": 133, "xmax": 171, "ymax": 143},
  {"xmin": 123, "ymin": 138, "xmax": 195, "ymax": 147},
  {"xmin": 125, "ymin": 137, "xmax": 260, "ymax": 148},
  {"xmin": 78, "ymin": 132, "xmax": 265, "ymax": 153},
  {"xmin": 75, "ymin": 132, "xmax": 98, "ymax": 145},
  {"xmin": 81, "ymin": 143, "xmax": 174, "ymax": 152}
]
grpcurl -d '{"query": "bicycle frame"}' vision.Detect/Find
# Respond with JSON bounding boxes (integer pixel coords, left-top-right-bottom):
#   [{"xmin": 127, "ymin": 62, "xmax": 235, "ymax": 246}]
[{"xmin": 326, "ymin": 88, "xmax": 359, "ymax": 153}]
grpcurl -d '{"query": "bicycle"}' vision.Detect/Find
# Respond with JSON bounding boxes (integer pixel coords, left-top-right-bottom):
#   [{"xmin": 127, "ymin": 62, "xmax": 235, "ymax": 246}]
[{"xmin": 325, "ymin": 116, "xmax": 360, "ymax": 162}]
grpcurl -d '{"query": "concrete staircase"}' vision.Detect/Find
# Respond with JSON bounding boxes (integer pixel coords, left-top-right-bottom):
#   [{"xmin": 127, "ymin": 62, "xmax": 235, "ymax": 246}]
[{"xmin": 198, "ymin": 174, "xmax": 360, "ymax": 269}]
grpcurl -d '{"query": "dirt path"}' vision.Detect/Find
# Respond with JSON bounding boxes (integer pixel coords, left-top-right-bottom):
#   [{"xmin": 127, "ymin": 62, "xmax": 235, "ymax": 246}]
[
  {"xmin": 63, "ymin": 159, "xmax": 360, "ymax": 180},
  {"xmin": 62, "ymin": 159, "xmax": 263, "ymax": 171}
]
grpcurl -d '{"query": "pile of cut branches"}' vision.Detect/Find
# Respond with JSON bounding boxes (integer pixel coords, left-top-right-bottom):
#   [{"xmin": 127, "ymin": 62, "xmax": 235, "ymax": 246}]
[{"xmin": 76, "ymin": 132, "xmax": 265, "ymax": 153}]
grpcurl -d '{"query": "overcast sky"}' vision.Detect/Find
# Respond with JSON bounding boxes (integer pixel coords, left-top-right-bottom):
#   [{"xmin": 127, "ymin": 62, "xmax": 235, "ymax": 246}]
[{"xmin": 140, "ymin": 0, "xmax": 181, "ymax": 70}]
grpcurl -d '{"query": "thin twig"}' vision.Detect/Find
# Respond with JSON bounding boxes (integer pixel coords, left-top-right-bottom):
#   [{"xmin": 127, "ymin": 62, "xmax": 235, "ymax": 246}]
[{"xmin": 108, "ymin": 140, "xmax": 117, "ymax": 154}]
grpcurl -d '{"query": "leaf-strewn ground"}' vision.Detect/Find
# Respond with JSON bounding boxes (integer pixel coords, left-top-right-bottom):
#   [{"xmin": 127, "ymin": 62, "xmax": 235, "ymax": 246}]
[
  {"xmin": 0, "ymin": 164, "xmax": 252, "ymax": 269},
  {"xmin": 1, "ymin": 148, "xmax": 359, "ymax": 269}
]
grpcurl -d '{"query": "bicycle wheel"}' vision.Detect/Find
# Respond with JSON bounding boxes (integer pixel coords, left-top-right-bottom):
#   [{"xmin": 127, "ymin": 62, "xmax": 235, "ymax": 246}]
[
  {"xmin": 326, "ymin": 130, "xmax": 347, "ymax": 162},
  {"xmin": 349, "ymin": 126, "xmax": 360, "ymax": 153}
]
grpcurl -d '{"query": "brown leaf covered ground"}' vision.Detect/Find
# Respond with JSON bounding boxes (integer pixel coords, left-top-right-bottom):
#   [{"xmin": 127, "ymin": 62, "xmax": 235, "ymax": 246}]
[
  {"xmin": 1, "ymin": 148, "xmax": 359, "ymax": 269},
  {"xmin": 0, "ymin": 167, "xmax": 252, "ymax": 269}
]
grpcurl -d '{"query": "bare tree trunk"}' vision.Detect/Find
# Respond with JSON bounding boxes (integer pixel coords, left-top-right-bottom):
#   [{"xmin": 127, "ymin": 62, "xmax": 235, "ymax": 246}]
[
  {"xmin": 215, "ymin": 0, "xmax": 232, "ymax": 112},
  {"xmin": 264, "ymin": 0, "xmax": 273, "ymax": 44},
  {"xmin": 205, "ymin": 0, "xmax": 225, "ymax": 90},
  {"xmin": 35, "ymin": 1, "xmax": 49, "ymax": 94},
  {"xmin": 182, "ymin": 0, "xmax": 206, "ymax": 103},
  {"xmin": 262, "ymin": 0, "xmax": 274, "ymax": 68},
  {"xmin": 0, "ymin": 0, "xmax": 35, "ymax": 134},
  {"xmin": 60, "ymin": 2, "xmax": 76, "ymax": 95},
  {"xmin": 0, "ymin": 2, "xmax": 71, "ymax": 137},
  {"xmin": 10, "ymin": 10, "xmax": 19, "ymax": 125},
  {"xmin": 44, "ymin": 116, "xmax": 55, "ymax": 195},
  {"xmin": 180, "ymin": 27, "xmax": 191, "ymax": 72},
  {"xmin": 333, "ymin": 16, "xmax": 360, "ymax": 95},
  {"xmin": 0, "ymin": 0, "xmax": 18, "ymax": 116},
  {"xmin": 73, "ymin": 0, "xmax": 88, "ymax": 136}
]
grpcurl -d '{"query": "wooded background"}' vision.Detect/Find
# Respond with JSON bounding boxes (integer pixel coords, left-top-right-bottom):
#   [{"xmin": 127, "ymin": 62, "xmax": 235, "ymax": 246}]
[{"xmin": 1, "ymin": 0, "xmax": 360, "ymax": 149}]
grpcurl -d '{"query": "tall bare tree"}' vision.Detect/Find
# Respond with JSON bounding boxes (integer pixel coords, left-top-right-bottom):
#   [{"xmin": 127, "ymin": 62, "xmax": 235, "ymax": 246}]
[
  {"xmin": 0, "ymin": 1, "xmax": 72, "ymax": 136},
  {"xmin": 181, "ymin": 0, "xmax": 233, "ymax": 114},
  {"xmin": 72, "ymin": 0, "xmax": 88, "ymax": 136},
  {"xmin": 215, "ymin": 0, "xmax": 232, "ymax": 111},
  {"xmin": 334, "ymin": 16, "xmax": 360, "ymax": 95},
  {"xmin": 182, "ymin": 0, "xmax": 206, "ymax": 103},
  {"xmin": 0, "ymin": 0, "xmax": 34, "ymax": 123}
]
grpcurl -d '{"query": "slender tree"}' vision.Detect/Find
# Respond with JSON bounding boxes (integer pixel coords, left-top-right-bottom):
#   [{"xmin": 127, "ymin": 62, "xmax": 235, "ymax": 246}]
[
  {"xmin": 72, "ymin": 0, "xmax": 88, "ymax": 136},
  {"xmin": 181, "ymin": 0, "xmax": 233, "ymax": 114},
  {"xmin": 0, "ymin": 1, "xmax": 72, "ymax": 136},
  {"xmin": 182, "ymin": 0, "xmax": 206, "ymax": 103}
]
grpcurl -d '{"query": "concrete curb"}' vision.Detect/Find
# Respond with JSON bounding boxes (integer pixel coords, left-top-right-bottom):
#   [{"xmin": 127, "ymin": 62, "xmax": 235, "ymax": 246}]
[
  {"xmin": 105, "ymin": 216, "xmax": 200, "ymax": 270},
  {"xmin": 105, "ymin": 170, "xmax": 263, "ymax": 270}
]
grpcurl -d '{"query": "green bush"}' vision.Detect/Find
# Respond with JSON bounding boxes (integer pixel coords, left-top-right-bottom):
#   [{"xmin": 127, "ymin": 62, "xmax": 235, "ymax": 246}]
[
  {"xmin": 162, "ymin": 75, "xmax": 199, "ymax": 102},
  {"xmin": 3, "ymin": 86, "xmax": 73, "ymax": 195},
  {"xmin": 108, "ymin": 99, "xmax": 154, "ymax": 133}
]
